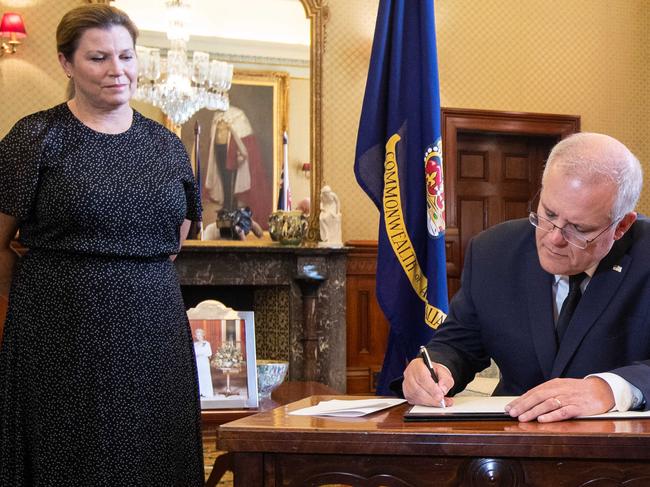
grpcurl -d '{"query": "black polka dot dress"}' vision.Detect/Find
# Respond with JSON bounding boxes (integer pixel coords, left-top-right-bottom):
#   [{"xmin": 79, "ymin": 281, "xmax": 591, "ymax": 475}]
[{"xmin": 0, "ymin": 104, "xmax": 204, "ymax": 486}]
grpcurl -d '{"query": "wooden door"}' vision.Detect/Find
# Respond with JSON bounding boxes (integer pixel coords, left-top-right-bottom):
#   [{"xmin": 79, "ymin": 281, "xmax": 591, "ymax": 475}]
[
  {"xmin": 445, "ymin": 132, "xmax": 554, "ymax": 297},
  {"xmin": 442, "ymin": 108, "xmax": 580, "ymax": 300}
]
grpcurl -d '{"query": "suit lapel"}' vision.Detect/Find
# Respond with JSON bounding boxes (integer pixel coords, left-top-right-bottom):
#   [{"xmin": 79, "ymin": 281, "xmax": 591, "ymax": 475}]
[
  {"xmin": 525, "ymin": 247, "xmax": 556, "ymax": 380},
  {"xmin": 551, "ymin": 231, "xmax": 633, "ymax": 377}
]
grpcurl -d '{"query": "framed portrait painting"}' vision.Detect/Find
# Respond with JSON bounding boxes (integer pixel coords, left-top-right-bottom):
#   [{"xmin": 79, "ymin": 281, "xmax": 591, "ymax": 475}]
[
  {"xmin": 187, "ymin": 300, "xmax": 258, "ymax": 409},
  {"xmin": 180, "ymin": 70, "xmax": 289, "ymax": 238}
]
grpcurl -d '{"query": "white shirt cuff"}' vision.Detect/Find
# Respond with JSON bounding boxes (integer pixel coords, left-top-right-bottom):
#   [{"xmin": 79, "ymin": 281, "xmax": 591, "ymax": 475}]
[{"xmin": 587, "ymin": 372, "xmax": 645, "ymax": 411}]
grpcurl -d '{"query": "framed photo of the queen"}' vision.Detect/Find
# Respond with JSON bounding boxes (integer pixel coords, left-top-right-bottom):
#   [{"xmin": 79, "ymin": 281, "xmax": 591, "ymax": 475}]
[
  {"xmin": 187, "ymin": 300, "xmax": 258, "ymax": 409},
  {"xmin": 180, "ymin": 70, "xmax": 289, "ymax": 238}
]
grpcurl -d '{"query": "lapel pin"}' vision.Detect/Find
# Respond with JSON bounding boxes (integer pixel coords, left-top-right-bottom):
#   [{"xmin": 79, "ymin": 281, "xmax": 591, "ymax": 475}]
[{"xmin": 613, "ymin": 265, "xmax": 622, "ymax": 273}]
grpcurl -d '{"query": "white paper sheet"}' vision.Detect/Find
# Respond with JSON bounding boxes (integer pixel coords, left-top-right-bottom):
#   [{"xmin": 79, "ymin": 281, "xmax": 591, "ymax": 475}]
[{"xmin": 289, "ymin": 398, "xmax": 407, "ymax": 417}]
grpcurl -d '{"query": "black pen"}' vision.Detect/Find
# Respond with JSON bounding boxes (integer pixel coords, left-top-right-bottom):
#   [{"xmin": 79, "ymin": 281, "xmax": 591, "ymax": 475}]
[{"xmin": 419, "ymin": 345, "xmax": 445, "ymax": 408}]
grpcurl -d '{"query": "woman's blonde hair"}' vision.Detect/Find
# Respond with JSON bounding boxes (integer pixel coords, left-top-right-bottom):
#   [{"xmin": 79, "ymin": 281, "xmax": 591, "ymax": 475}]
[{"xmin": 56, "ymin": 4, "xmax": 138, "ymax": 98}]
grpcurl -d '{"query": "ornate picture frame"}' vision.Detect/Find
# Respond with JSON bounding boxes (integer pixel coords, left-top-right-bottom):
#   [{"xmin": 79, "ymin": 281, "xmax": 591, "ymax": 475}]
[
  {"xmin": 187, "ymin": 300, "xmax": 258, "ymax": 409},
  {"xmin": 180, "ymin": 70, "xmax": 289, "ymax": 241}
]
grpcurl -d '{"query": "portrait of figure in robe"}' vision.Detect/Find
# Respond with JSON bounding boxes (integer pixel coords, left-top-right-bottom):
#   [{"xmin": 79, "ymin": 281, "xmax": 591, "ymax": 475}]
[{"xmin": 205, "ymin": 106, "xmax": 272, "ymax": 228}]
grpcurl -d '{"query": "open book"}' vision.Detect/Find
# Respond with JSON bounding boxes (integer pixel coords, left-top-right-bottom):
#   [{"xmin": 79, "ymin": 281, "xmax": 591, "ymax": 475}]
[{"xmin": 405, "ymin": 396, "xmax": 650, "ymax": 421}]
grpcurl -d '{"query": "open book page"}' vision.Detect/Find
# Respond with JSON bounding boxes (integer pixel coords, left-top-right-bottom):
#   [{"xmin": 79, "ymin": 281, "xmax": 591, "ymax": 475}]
[
  {"xmin": 289, "ymin": 398, "xmax": 406, "ymax": 417},
  {"xmin": 409, "ymin": 396, "xmax": 514, "ymax": 415}
]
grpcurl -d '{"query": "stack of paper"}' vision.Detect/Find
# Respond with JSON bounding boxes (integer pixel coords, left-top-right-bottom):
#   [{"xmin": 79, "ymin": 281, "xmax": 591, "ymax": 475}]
[{"xmin": 289, "ymin": 398, "xmax": 406, "ymax": 417}]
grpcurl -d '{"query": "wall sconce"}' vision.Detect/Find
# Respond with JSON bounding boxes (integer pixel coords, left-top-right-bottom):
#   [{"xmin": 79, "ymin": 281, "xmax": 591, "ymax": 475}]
[
  {"xmin": 1, "ymin": 12, "xmax": 27, "ymax": 57},
  {"xmin": 300, "ymin": 162, "xmax": 311, "ymax": 178}
]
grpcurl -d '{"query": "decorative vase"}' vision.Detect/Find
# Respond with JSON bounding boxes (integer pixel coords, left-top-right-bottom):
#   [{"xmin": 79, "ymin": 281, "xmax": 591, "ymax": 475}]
[
  {"xmin": 268, "ymin": 210, "xmax": 307, "ymax": 245},
  {"xmin": 256, "ymin": 360, "xmax": 289, "ymax": 399}
]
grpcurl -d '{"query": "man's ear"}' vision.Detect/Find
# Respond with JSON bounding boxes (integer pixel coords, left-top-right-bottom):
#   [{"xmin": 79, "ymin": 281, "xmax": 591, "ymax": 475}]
[{"xmin": 614, "ymin": 212, "xmax": 637, "ymax": 240}]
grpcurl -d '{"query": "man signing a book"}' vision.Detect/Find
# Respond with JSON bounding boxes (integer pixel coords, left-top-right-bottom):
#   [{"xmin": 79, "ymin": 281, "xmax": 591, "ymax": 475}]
[{"xmin": 399, "ymin": 132, "xmax": 650, "ymax": 422}]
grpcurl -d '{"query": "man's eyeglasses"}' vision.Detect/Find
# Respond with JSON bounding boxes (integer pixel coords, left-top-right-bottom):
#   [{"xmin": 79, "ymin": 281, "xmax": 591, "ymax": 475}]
[{"xmin": 528, "ymin": 212, "xmax": 618, "ymax": 250}]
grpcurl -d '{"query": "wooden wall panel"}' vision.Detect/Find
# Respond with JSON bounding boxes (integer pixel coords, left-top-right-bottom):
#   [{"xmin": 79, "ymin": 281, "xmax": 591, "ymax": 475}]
[{"xmin": 345, "ymin": 241, "xmax": 388, "ymax": 394}]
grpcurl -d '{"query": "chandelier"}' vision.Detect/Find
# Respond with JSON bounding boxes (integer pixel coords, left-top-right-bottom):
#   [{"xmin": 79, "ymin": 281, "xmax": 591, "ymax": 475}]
[{"xmin": 133, "ymin": 0, "xmax": 234, "ymax": 126}]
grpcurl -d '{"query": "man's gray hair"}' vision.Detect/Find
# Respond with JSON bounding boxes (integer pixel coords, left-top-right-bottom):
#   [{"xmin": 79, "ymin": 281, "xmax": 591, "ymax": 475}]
[{"xmin": 542, "ymin": 132, "xmax": 643, "ymax": 221}]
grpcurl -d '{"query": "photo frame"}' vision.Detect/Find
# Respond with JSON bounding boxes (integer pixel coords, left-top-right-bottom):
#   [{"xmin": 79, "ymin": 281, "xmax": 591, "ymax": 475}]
[
  {"xmin": 180, "ymin": 70, "xmax": 289, "ymax": 240},
  {"xmin": 187, "ymin": 300, "xmax": 258, "ymax": 409}
]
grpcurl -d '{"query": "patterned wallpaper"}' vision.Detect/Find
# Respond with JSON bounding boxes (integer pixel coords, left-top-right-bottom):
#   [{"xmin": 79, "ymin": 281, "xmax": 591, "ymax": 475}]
[
  {"xmin": 2, "ymin": 0, "xmax": 649, "ymax": 241},
  {"xmin": 0, "ymin": 0, "xmax": 81, "ymax": 136},
  {"xmin": 323, "ymin": 0, "xmax": 650, "ymax": 241},
  {"xmin": 321, "ymin": 0, "xmax": 379, "ymax": 242}
]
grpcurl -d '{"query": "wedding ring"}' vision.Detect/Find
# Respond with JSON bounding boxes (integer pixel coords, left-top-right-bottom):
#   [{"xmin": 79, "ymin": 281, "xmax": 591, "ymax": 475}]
[{"xmin": 553, "ymin": 397, "xmax": 562, "ymax": 409}]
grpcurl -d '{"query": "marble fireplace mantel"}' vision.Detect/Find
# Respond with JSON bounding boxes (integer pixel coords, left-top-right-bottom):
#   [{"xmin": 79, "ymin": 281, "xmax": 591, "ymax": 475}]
[{"xmin": 175, "ymin": 244, "xmax": 347, "ymax": 392}]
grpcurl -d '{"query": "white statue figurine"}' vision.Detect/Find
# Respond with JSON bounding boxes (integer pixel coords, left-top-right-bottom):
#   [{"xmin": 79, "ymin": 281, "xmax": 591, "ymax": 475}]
[{"xmin": 319, "ymin": 185, "xmax": 342, "ymax": 247}]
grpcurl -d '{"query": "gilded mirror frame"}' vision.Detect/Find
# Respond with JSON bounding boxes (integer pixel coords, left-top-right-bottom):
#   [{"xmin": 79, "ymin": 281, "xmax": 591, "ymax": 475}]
[
  {"xmin": 299, "ymin": 0, "xmax": 328, "ymax": 244},
  {"xmin": 89, "ymin": 0, "xmax": 329, "ymax": 246}
]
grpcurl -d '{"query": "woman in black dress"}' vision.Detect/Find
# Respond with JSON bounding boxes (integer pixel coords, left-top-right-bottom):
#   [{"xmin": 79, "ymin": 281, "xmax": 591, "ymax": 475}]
[{"xmin": 0, "ymin": 5, "xmax": 204, "ymax": 486}]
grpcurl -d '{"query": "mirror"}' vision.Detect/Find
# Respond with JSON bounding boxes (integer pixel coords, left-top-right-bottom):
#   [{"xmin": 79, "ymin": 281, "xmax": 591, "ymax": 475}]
[{"xmin": 107, "ymin": 0, "xmax": 327, "ymax": 245}]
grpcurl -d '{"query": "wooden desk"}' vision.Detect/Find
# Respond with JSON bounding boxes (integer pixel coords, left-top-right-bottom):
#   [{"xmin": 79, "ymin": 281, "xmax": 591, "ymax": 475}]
[
  {"xmin": 204, "ymin": 382, "xmax": 337, "ymax": 487},
  {"xmin": 219, "ymin": 395, "xmax": 650, "ymax": 486}
]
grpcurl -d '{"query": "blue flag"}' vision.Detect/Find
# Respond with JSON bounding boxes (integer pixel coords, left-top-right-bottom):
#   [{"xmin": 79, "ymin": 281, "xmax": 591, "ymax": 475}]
[{"xmin": 354, "ymin": 0, "xmax": 449, "ymax": 395}]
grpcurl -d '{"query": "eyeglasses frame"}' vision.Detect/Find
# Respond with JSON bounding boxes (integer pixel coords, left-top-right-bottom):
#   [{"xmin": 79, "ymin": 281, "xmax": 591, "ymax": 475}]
[{"xmin": 528, "ymin": 211, "xmax": 619, "ymax": 249}]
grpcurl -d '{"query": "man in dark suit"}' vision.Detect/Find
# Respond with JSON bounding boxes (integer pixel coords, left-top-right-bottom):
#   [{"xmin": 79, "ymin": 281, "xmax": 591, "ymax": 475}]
[{"xmin": 402, "ymin": 132, "xmax": 648, "ymax": 422}]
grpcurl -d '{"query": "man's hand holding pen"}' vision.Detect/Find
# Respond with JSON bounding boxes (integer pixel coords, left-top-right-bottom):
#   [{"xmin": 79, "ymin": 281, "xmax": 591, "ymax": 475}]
[
  {"xmin": 419, "ymin": 346, "xmax": 446, "ymax": 409},
  {"xmin": 402, "ymin": 346, "xmax": 455, "ymax": 408}
]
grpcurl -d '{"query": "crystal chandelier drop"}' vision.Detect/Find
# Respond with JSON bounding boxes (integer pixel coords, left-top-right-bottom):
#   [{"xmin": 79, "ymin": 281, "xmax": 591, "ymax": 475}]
[{"xmin": 133, "ymin": 0, "xmax": 234, "ymax": 126}]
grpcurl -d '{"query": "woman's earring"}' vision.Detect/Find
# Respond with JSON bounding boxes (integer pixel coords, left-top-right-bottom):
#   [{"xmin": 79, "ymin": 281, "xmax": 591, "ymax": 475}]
[{"xmin": 66, "ymin": 73, "xmax": 72, "ymax": 79}]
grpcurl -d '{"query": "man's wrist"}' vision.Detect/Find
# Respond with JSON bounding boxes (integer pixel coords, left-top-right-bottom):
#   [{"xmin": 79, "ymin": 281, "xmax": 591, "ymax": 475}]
[{"xmin": 586, "ymin": 372, "xmax": 644, "ymax": 411}]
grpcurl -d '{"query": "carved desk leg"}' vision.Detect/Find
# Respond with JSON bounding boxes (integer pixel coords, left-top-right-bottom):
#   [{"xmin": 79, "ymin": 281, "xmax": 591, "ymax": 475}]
[{"xmin": 204, "ymin": 453, "xmax": 233, "ymax": 487}]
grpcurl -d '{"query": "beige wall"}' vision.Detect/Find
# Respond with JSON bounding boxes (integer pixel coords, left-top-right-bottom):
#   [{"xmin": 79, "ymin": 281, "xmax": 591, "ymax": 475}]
[
  {"xmin": 324, "ymin": 0, "xmax": 650, "ymax": 241},
  {"xmin": 322, "ymin": 0, "xmax": 378, "ymax": 241},
  {"xmin": 3, "ymin": 0, "xmax": 649, "ymax": 242},
  {"xmin": 287, "ymin": 77, "xmax": 311, "ymax": 207},
  {"xmin": 0, "ymin": 0, "xmax": 81, "ymax": 137}
]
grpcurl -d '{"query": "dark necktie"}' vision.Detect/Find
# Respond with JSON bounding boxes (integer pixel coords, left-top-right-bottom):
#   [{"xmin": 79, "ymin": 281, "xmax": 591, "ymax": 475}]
[{"xmin": 556, "ymin": 272, "xmax": 588, "ymax": 343}]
